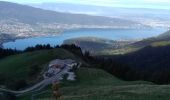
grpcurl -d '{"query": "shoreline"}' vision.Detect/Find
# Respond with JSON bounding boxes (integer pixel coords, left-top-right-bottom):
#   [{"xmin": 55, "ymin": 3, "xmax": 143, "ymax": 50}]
[{"xmin": 1, "ymin": 27, "xmax": 167, "ymax": 50}]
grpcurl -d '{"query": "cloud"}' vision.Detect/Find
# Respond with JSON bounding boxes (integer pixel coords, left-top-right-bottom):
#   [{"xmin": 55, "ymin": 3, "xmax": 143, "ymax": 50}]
[
  {"xmin": 2, "ymin": 0, "xmax": 170, "ymax": 9},
  {"xmin": 37, "ymin": 0, "xmax": 121, "ymax": 7},
  {"xmin": 144, "ymin": 0, "xmax": 170, "ymax": 3},
  {"xmin": 55, "ymin": 0, "xmax": 120, "ymax": 6}
]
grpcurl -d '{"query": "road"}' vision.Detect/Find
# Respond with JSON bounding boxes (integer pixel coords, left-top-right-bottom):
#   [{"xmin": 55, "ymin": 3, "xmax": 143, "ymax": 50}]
[{"xmin": 0, "ymin": 65, "xmax": 70, "ymax": 95}]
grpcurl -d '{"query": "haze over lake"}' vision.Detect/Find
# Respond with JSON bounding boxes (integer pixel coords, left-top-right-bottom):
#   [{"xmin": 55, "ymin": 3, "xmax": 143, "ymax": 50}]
[{"xmin": 3, "ymin": 28, "xmax": 167, "ymax": 50}]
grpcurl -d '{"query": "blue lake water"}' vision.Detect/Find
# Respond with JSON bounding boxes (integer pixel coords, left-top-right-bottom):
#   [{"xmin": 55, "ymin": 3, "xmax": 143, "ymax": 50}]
[{"xmin": 3, "ymin": 28, "xmax": 167, "ymax": 50}]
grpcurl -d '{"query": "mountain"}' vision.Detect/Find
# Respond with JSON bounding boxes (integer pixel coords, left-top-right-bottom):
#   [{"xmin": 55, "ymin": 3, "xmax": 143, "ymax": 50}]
[
  {"xmin": 30, "ymin": 3, "xmax": 170, "ymax": 28},
  {"xmin": 0, "ymin": 1, "xmax": 144, "ymax": 47},
  {"xmin": 157, "ymin": 30, "xmax": 170, "ymax": 38},
  {"xmin": 0, "ymin": 1, "xmax": 137, "ymax": 25},
  {"xmin": 0, "ymin": 1, "xmax": 142, "ymax": 27}
]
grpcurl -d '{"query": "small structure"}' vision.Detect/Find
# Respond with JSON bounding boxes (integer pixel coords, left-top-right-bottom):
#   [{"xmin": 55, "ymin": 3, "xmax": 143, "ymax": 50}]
[
  {"xmin": 49, "ymin": 59, "xmax": 75, "ymax": 68},
  {"xmin": 67, "ymin": 72, "xmax": 76, "ymax": 81},
  {"xmin": 44, "ymin": 59, "xmax": 78, "ymax": 80},
  {"xmin": 49, "ymin": 62, "xmax": 63, "ymax": 68}
]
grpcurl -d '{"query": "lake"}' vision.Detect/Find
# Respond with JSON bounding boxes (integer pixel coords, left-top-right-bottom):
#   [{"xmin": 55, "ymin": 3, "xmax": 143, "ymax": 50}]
[{"xmin": 3, "ymin": 28, "xmax": 167, "ymax": 50}]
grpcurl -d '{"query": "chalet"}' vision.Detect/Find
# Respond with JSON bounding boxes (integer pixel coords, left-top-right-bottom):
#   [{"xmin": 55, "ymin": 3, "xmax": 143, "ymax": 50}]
[{"xmin": 44, "ymin": 59, "xmax": 78, "ymax": 79}]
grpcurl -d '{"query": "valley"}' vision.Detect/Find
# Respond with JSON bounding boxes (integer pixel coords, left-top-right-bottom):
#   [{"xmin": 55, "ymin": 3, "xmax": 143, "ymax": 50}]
[
  {"xmin": 1, "ymin": 29, "xmax": 170, "ymax": 99},
  {"xmin": 1, "ymin": 1, "xmax": 170, "ymax": 100}
]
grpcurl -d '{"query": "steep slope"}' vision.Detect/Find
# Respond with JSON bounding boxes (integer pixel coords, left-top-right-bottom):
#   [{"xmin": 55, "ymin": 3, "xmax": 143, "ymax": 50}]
[
  {"xmin": 117, "ymin": 45, "xmax": 170, "ymax": 69},
  {"xmin": 110, "ymin": 45, "xmax": 170, "ymax": 84}
]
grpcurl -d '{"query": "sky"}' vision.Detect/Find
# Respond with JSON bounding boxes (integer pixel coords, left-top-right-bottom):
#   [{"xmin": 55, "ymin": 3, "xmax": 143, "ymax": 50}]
[{"xmin": 2, "ymin": 0, "xmax": 170, "ymax": 9}]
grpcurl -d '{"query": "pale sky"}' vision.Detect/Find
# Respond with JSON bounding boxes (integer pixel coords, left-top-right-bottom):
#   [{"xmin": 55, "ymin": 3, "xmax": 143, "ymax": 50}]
[{"xmin": 2, "ymin": 0, "xmax": 170, "ymax": 9}]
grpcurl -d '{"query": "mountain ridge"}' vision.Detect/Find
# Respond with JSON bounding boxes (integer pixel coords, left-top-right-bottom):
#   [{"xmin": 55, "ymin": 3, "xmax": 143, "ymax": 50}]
[
  {"xmin": 0, "ymin": 1, "xmax": 140, "ymax": 25},
  {"xmin": 130, "ymin": 30, "xmax": 170, "ymax": 47},
  {"xmin": 0, "ymin": 1, "xmax": 144, "ymax": 47}
]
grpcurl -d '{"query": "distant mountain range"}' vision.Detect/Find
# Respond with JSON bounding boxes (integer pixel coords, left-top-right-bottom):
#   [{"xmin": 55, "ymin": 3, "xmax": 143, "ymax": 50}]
[
  {"xmin": 30, "ymin": 3, "xmax": 170, "ymax": 28},
  {"xmin": 0, "ymin": 1, "xmax": 146, "ymax": 46},
  {"xmin": 0, "ymin": 1, "xmax": 139, "ymax": 26}
]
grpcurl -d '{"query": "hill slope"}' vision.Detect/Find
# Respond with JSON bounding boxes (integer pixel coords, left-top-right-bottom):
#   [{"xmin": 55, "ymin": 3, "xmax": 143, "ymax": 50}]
[
  {"xmin": 64, "ymin": 37, "xmax": 132, "ymax": 55},
  {"xmin": 109, "ymin": 45, "xmax": 170, "ymax": 84},
  {"xmin": 60, "ymin": 68, "xmax": 170, "ymax": 100},
  {"xmin": 0, "ymin": 48, "xmax": 82, "ymax": 90},
  {"xmin": 20, "ymin": 67, "xmax": 170, "ymax": 100},
  {"xmin": 1, "ymin": 47, "xmax": 170, "ymax": 99}
]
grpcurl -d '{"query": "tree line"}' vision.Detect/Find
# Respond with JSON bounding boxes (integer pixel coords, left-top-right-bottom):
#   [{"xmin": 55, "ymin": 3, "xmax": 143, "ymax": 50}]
[
  {"xmin": 0, "ymin": 44, "xmax": 84, "ymax": 59},
  {"xmin": 87, "ymin": 45, "xmax": 170, "ymax": 84},
  {"xmin": 2, "ymin": 44, "xmax": 170, "ymax": 85}
]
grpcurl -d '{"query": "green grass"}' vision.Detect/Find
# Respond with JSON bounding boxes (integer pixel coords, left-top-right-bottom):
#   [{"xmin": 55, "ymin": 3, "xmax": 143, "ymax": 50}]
[
  {"xmin": 0, "ymin": 49, "xmax": 80, "ymax": 86},
  {"xmin": 151, "ymin": 41, "xmax": 170, "ymax": 47},
  {"xmin": 19, "ymin": 67, "xmax": 170, "ymax": 100},
  {"xmin": 97, "ymin": 47, "xmax": 139, "ymax": 55},
  {"xmin": 2, "ymin": 49, "xmax": 170, "ymax": 100},
  {"xmin": 60, "ymin": 68, "xmax": 170, "ymax": 100},
  {"xmin": 23, "ymin": 67, "xmax": 170, "ymax": 100}
]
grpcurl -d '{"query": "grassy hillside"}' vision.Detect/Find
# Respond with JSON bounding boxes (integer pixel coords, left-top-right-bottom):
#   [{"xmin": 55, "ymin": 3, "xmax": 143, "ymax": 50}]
[
  {"xmin": 59, "ymin": 68, "xmax": 168, "ymax": 100},
  {"xmin": 19, "ymin": 67, "xmax": 170, "ymax": 100},
  {"xmin": 0, "ymin": 48, "xmax": 81, "ymax": 89},
  {"xmin": 2, "ymin": 47, "xmax": 170, "ymax": 99},
  {"xmin": 151, "ymin": 41, "xmax": 170, "ymax": 47},
  {"xmin": 100, "ymin": 30, "xmax": 170, "ymax": 56}
]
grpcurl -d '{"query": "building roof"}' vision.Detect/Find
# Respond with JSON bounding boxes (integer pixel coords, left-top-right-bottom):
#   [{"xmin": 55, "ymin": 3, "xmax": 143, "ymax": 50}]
[{"xmin": 49, "ymin": 59, "xmax": 75, "ymax": 67}]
